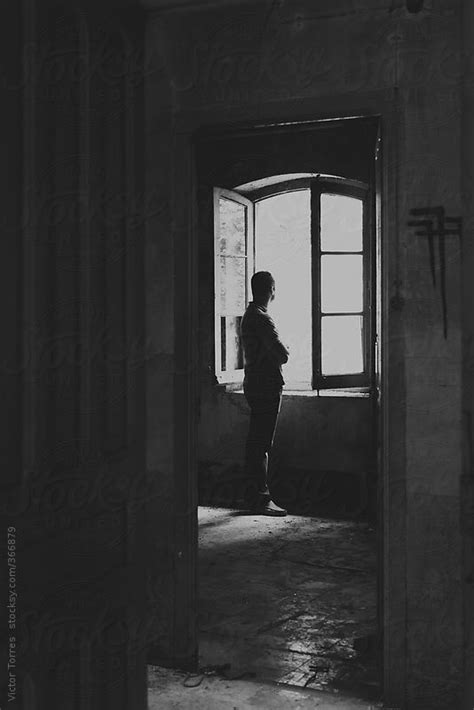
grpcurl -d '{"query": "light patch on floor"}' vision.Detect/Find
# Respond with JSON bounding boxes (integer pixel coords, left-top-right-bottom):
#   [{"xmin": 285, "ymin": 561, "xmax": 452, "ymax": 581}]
[{"xmin": 198, "ymin": 506, "xmax": 379, "ymax": 701}]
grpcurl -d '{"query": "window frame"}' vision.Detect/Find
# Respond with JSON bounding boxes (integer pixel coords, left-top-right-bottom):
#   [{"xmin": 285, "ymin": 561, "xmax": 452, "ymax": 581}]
[
  {"xmin": 214, "ymin": 175, "xmax": 375, "ymax": 392},
  {"xmin": 311, "ymin": 178, "xmax": 373, "ymax": 390},
  {"xmin": 213, "ymin": 187, "xmax": 255, "ymax": 384}
]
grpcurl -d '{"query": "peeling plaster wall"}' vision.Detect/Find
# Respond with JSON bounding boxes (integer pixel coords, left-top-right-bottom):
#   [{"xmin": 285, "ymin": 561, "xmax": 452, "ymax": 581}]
[
  {"xmin": 145, "ymin": 0, "xmax": 467, "ymax": 705},
  {"xmin": 198, "ymin": 391, "xmax": 374, "ymax": 514},
  {"xmin": 199, "ymin": 392, "xmax": 372, "ymax": 474}
]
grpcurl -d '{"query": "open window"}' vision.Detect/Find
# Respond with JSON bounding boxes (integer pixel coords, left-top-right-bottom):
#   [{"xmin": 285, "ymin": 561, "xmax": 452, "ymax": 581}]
[
  {"xmin": 214, "ymin": 188, "xmax": 254, "ymax": 384},
  {"xmin": 214, "ymin": 175, "xmax": 374, "ymax": 393}
]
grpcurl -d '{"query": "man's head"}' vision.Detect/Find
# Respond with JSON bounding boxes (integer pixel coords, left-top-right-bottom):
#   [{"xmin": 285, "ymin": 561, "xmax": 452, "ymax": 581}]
[{"xmin": 251, "ymin": 271, "xmax": 275, "ymax": 306}]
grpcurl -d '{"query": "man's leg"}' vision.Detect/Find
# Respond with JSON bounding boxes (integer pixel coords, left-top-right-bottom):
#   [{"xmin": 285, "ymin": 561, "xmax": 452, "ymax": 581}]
[{"xmin": 243, "ymin": 390, "xmax": 282, "ymax": 510}]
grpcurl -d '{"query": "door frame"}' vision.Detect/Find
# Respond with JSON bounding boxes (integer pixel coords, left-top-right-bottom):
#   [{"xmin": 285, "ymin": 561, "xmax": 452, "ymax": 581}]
[{"xmin": 157, "ymin": 91, "xmax": 407, "ymax": 705}]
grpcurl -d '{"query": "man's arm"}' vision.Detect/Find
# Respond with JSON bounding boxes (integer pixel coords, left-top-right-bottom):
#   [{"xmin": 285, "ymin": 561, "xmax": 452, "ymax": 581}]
[{"xmin": 258, "ymin": 315, "xmax": 289, "ymax": 365}]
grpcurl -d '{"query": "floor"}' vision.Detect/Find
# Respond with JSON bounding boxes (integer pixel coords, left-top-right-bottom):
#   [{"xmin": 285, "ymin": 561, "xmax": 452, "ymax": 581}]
[
  {"xmin": 198, "ymin": 506, "xmax": 380, "ymax": 702},
  {"xmin": 148, "ymin": 665, "xmax": 382, "ymax": 709}
]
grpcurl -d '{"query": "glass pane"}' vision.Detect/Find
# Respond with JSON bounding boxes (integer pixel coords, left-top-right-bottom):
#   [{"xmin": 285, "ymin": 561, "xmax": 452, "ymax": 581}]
[
  {"xmin": 255, "ymin": 190, "xmax": 312, "ymax": 385},
  {"xmin": 321, "ymin": 194, "xmax": 363, "ymax": 252},
  {"xmin": 219, "ymin": 197, "xmax": 246, "ymax": 255},
  {"xmin": 219, "ymin": 256, "xmax": 246, "ymax": 315},
  {"xmin": 321, "ymin": 254, "xmax": 363, "ymax": 313},
  {"xmin": 321, "ymin": 315, "xmax": 364, "ymax": 375},
  {"xmin": 221, "ymin": 316, "xmax": 243, "ymax": 371}
]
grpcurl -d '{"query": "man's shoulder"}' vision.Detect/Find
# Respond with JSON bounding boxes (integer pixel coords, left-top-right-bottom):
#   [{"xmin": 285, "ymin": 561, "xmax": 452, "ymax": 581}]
[
  {"xmin": 242, "ymin": 305, "xmax": 273, "ymax": 330},
  {"xmin": 242, "ymin": 303, "xmax": 262, "ymax": 321},
  {"xmin": 243, "ymin": 303, "xmax": 271, "ymax": 319}
]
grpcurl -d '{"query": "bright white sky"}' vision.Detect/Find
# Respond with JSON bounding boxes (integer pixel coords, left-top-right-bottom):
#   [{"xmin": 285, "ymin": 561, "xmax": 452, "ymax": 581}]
[{"xmin": 255, "ymin": 190, "xmax": 364, "ymax": 384}]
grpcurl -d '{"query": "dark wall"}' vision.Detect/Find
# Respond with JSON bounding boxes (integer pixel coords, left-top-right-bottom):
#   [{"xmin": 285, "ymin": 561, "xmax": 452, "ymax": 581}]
[
  {"xmin": 0, "ymin": 6, "xmax": 22, "ymax": 490},
  {"xmin": 0, "ymin": 3, "xmax": 148, "ymax": 707}
]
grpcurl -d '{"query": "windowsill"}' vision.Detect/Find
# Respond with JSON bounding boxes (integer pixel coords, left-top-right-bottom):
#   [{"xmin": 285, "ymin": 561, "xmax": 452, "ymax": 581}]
[
  {"xmin": 222, "ymin": 386, "xmax": 371, "ymax": 398},
  {"xmin": 314, "ymin": 388, "xmax": 371, "ymax": 398}
]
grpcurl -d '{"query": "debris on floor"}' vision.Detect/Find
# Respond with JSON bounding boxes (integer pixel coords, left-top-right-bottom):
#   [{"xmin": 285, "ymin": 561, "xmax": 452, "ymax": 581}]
[
  {"xmin": 148, "ymin": 665, "xmax": 382, "ymax": 709},
  {"xmin": 198, "ymin": 507, "xmax": 380, "ymax": 702}
]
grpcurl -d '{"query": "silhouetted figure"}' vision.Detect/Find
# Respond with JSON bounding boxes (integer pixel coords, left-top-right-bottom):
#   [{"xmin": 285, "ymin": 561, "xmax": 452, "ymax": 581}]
[{"xmin": 240, "ymin": 271, "xmax": 289, "ymax": 516}]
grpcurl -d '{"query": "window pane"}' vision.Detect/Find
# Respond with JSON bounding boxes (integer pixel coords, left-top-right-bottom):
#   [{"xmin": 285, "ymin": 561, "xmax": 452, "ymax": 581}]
[
  {"xmin": 220, "ymin": 256, "xmax": 246, "ymax": 315},
  {"xmin": 321, "ymin": 315, "xmax": 364, "ymax": 375},
  {"xmin": 221, "ymin": 316, "xmax": 243, "ymax": 371},
  {"xmin": 321, "ymin": 194, "xmax": 363, "ymax": 252},
  {"xmin": 321, "ymin": 254, "xmax": 363, "ymax": 313},
  {"xmin": 255, "ymin": 190, "xmax": 312, "ymax": 386},
  {"xmin": 219, "ymin": 197, "xmax": 246, "ymax": 255}
]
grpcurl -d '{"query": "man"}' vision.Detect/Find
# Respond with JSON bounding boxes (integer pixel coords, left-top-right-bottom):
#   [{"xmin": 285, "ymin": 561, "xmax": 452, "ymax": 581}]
[{"xmin": 240, "ymin": 271, "xmax": 289, "ymax": 516}]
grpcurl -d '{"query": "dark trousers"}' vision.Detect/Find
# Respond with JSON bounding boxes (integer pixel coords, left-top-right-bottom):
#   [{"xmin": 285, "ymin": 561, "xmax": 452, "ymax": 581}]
[{"xmin": 243, "ymin": 387, "xmax": 282, "ymax": 508}]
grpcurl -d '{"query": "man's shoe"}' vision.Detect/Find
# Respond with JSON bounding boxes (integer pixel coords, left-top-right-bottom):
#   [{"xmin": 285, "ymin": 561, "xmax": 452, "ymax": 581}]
[{"xmin": 260, "ymin": 500, "xmax": 287, "ymax": 516}]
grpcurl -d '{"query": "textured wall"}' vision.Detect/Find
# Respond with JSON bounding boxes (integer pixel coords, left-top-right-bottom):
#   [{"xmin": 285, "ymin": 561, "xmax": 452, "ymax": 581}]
[
  {"xmin": 198, "ymin": 390, "xmax": 374, "ymax": 515},
  {"xmin": 461, "ymin": 0, "xmax": 474, "ymax": 705},
  {"xmin": 0, "ymin": 2, "xmax": 149, "ymax": 708}
]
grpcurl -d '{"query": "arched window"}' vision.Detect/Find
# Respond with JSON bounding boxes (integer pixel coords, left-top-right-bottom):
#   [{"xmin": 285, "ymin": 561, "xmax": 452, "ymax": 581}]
[{"xmin": 214, "ymin": 174, "xmax": 374, "ymax": 392}]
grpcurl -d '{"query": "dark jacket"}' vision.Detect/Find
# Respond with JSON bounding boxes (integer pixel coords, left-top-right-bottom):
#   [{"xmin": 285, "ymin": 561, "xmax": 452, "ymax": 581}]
[{"xmin": 240, "ymin": 302, "xmax": 289, "ymax": 393}]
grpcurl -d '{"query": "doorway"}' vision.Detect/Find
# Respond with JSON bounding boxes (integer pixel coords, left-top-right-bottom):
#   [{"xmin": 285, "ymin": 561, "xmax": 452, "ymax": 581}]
[{"xmin": 195, "ymin": 116, "xmax": 382, "ymax": 701}]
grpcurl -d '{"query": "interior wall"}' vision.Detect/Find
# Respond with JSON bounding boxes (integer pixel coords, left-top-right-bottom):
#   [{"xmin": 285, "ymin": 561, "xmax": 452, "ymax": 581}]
[
  {"xmin": 461, "ymin": 0, "xmax": 474, "ymax": 704},
  {"xmin": 198, "ymin": 391, "xmax": 374, "ymax": 515},
  {"xmin": 144, "ymin": 0, "xmax": 467, "ymax": 706},
  {"xmin": 0, "ymin": 2, "xmax": 149, "ymax": 707}
]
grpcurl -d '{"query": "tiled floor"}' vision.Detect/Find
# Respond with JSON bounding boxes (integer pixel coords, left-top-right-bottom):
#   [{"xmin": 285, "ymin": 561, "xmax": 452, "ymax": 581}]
[{"xmin": 198, "ymin": 506, "xmax": 380, "ymax": 702}]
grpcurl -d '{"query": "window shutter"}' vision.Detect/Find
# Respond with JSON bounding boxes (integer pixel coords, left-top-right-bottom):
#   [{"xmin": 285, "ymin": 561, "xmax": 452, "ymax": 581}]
[{"xmin": 214, "ymin": 188, "xmax": 254, "ymax": 384}]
